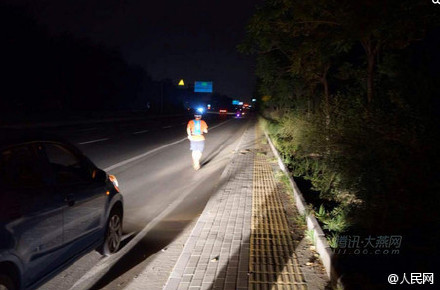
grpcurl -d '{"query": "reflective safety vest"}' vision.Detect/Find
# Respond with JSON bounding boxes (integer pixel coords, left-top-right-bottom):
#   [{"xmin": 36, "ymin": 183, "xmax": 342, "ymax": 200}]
[
  {"xmin": 193, "ymin": 120, "xmax": 201, "ymax": 135},
  {"xmin": 187, "ymin": 119, "xmax": 208, "ymax": 141}
]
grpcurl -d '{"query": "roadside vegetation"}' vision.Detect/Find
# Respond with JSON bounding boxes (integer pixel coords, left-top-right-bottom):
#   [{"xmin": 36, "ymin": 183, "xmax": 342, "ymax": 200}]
[{"xmin": 240, "ymin": 0, "xmax": 440, "ymax": 287}]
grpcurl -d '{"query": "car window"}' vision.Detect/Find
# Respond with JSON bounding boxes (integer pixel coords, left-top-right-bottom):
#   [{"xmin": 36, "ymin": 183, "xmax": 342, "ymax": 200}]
[
  {"xmin": 43, "ymin": 143, "xmax": 91, "ymax": 185},
  {"xmin": 0, "ymin": 145, "xmax": 45, "ymax": 188}
]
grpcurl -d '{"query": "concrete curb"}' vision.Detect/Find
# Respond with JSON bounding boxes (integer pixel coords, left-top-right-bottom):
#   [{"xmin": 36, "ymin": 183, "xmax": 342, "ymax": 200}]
[{"xmin": 263, "ymin": 130, "xmax": 339, "ymax": 283}]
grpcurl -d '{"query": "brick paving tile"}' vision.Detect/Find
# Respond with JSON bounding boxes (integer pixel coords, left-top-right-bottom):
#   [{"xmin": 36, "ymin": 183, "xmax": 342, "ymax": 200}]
[
  {"xmin": 162, "ymin": 122, "xmax": 330, "ymax": 290},
  {"xmin": 164, "ymin": 125, "xmax": 255, "ymax": 290}
]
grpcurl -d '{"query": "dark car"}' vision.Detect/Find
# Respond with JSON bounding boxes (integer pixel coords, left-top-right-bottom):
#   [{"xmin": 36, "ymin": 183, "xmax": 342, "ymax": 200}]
[{"xmin": 0, "ymin": 130, "xmax": 124, "ymax": 290}]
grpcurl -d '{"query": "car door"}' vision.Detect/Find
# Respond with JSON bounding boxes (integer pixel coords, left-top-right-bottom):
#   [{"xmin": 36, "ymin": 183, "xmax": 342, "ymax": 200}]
[
  {"xmin": 0, "ymin": 143, "xmax": 65, "ymax": 287},
  {"xmin": 41, "ymin": 142, "xmax": 107, "ymax": 250}
]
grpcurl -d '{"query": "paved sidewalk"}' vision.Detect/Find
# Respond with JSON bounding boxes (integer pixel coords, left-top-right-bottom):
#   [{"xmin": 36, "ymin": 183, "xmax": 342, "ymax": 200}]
[
  {"xmin": 162, "ymin": 123, "xmax": 328, "ymax": 290},
  {"xmin": 164, "ymin": 123, "xmax": 255, "ymax": 290}
]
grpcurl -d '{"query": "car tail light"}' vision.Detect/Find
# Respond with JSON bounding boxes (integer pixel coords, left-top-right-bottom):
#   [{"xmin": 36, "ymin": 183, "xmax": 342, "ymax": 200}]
[{"xmin": 109, "ymin": 175, "xmax": 120, "ymax": 192}]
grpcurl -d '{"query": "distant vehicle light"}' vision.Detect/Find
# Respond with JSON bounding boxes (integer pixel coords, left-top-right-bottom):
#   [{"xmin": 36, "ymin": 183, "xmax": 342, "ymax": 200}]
[
  {"xmin": 219, "ymin": 109, "xmax": 227, "ymax": 114},
  {"xmin": 197, "ymin": 107, "xmax": 204, "ymax": 113}
]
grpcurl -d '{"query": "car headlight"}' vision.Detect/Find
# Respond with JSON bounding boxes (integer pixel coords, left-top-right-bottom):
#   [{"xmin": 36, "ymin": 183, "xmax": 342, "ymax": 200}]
[{"xmin": 109, "ymin": 174, "xmax": 120, "ymax": 192}]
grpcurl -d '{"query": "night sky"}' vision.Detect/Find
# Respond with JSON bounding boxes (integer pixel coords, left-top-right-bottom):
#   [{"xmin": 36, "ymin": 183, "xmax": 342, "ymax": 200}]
[{"xmin": 5, "ymin": 0, "xmax": 259, "ymax": 101}]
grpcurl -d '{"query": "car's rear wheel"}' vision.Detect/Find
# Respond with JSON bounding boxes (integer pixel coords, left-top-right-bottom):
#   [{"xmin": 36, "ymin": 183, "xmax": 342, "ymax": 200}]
[
  {"xmin": 100, "ymin": 208, "xmax": 123, "ymax": 256},
  {"xmin": 0, "ymin": 274, "xmax": 16, "ymax": 290}
]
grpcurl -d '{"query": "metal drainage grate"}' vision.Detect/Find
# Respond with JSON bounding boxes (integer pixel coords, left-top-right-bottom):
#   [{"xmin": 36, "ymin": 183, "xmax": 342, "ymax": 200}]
[{"xmin": 249, "ymin": 152, "xmax": 307, "ymax": 290}]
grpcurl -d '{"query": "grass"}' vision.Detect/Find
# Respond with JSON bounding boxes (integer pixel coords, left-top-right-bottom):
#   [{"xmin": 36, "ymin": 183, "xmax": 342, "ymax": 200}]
[
  {"xmin": 275, "ymin": 170, "xmax": 293, "ymax": 194},
  {"xmin": 322, "ymin": 211, "xmax": 351, "ymax": 233},
  {"xmin": 314, "ymin": 204, "xmax": 328, "ymax": 223},
  {"xmin": 327, "ymin": 233, "xmax": 339, "ymax": 249},
  {"xmin": 305, "ymin": 229, "xmax": 316, "ymax": 245},
  {"xmin": 293, "ymin": 213, "xmax": 307, "ymax": 227}
]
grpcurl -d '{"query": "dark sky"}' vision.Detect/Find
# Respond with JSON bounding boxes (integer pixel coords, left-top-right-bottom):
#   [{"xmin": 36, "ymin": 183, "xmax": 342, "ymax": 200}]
[{"xmin": 7, "ymin": 0, "xmax": 259, "ymax": 101}]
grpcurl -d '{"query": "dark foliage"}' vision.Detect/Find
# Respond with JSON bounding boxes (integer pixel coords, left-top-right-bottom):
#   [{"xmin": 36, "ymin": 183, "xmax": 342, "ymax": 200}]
[{"xmin": 241, "ymin": 0, "xmax": 440, "ymax": 288}]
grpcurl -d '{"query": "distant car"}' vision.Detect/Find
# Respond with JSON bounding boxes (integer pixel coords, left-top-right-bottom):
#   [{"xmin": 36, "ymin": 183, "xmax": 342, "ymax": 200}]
[
  {"xmin": 219, "ymin": 109, "xmax": 227, "ymax": 114},
  {"xmin": 0, "ymin": 130, "xmax": 123, "ymax": 290}
]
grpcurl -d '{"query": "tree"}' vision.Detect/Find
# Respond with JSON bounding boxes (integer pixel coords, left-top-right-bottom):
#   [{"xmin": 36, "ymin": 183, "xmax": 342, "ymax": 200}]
[
  {"xmin": 240, "ymin": 0, "xmax": 347, "ymax": 124},
  {"xmin": 240, "ymin": 0, "xmax": 438, "ymax": 108},
  {"xmin": 337, "ymin": 0, "xmax": 436, "ymax": 104}
]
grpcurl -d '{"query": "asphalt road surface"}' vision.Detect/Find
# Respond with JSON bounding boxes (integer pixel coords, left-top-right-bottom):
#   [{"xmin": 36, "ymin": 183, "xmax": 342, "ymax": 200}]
[{"xmin": 38, "ymin": 112, "xmax": 253, "ymax": 290}]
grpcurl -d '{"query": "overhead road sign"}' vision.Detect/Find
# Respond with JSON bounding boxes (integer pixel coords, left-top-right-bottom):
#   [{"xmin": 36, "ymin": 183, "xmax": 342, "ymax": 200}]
[{"xmin": 194, "ymin": 81, "xmax": 213, "ymax": 93}]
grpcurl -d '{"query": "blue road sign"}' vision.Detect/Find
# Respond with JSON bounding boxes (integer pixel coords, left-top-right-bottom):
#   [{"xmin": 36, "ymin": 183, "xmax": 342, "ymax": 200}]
[{"xmin": 194, "ymin": 81, "xmax": 213, "ymax": 93}]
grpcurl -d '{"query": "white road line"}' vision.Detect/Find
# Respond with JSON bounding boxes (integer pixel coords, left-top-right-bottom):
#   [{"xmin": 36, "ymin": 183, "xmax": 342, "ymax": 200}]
[
  {"xmin": 104, "ymin": 139, "xmax": 185, "ymax": 171},
  {"xmin": 133, "ymin": 129, "xmax": 149, "ymax": 134},
  {"xmin": 103, "ymin": 118, "xmax": 233, "ymax": 172},
  {"xmin": 78, "ymin": 138, "xmax": 109, "ymax": 145},
  {"xmin": 70, "ymin": 181, "xmax": 202, "ymax": 290},
  {"xmin": 70, "ymin": 118, "xmax": 239, "ymax": 290},
  {"xmin": 208, "ymin": 119, "xmax": 233, "ymax": 130},
  {"xmin": 162, "ymin": 125, "xmax": 173, "ymax": 129}
]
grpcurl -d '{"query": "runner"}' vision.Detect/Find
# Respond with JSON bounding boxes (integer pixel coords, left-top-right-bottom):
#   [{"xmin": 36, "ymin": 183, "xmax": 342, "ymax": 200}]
[{"xmin": 187, "ymin": 114, "xmax": 208, "ymax": 170}]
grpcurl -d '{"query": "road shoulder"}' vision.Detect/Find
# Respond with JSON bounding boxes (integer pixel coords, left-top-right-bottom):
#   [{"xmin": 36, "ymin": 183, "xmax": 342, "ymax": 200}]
[{"xmin": 158, "ymin": 123, "xmax": 329, "ymax": 289}]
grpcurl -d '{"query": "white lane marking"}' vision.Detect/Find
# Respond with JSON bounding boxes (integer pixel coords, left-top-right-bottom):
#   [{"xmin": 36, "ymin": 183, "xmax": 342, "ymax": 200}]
[
  {"xmin": 71, "ymin": 118, "xmax": 244, "ymax": 290},
  {"xmin": 104, "ymin": 139, "xmax": 184, "ymax": 171},
  {"xmin": 207, "ymin": 119, "xmax": 232, "ymax": 130},
  {"xmin": 162, "ymin": 125, "xmax": 173, "ymax": 129},
  {"xmin": 103, "ymin": 118, "xmax": 234, "ymax": 172},
  {"xmin": 70, "ymin": 182, "xmax": 200, "ymax": 290},
  {"xmin": 133, "ymin": 129, "xmax": 149, "ymax": 134},
  {"xmin": 78, "ymin": 138, "xmax": 109, "ymax": 145},
  {"xmin": 121, "ymin": 231, "xmax": 136, "ymax": 241}
]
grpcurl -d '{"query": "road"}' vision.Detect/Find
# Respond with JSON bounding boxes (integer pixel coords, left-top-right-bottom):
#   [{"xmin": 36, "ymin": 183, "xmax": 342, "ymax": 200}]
[{"xmin": 38, "ymin": 112, "xmax": 253, "ymax": 289}]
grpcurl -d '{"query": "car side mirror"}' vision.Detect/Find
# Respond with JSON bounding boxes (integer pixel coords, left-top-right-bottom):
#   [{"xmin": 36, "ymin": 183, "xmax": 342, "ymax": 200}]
[{"xmin": 92, "ymin": 169, "xmax": 107, "ymax": 183}]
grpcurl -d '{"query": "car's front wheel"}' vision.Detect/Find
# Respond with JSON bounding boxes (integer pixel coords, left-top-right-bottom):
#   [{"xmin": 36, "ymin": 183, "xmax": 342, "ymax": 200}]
[
  {"xmin": 0, "ymin": 274, "xmax": 16, "ymax": 290},
  {"xmin": 99, "ymin": 208, "xmax": 123, "ymax": 256}
]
